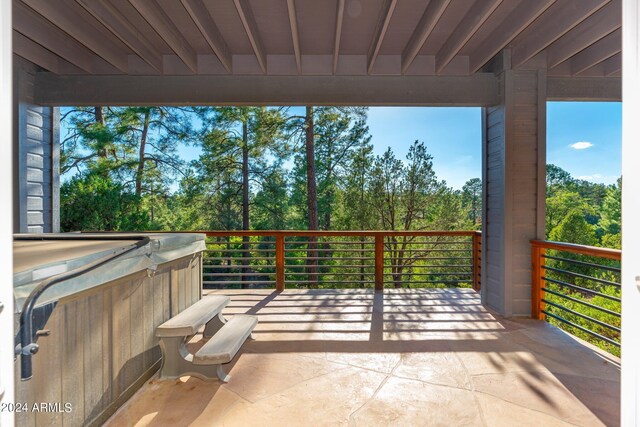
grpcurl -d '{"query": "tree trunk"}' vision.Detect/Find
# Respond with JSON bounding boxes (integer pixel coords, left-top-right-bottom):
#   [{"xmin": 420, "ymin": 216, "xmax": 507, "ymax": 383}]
[
  {"xmin": 241, "ymin": 120, "xmax": 250, "ymax": 289},
  {"xmin": 94, "ymin": 106, "xmax": 107, "ymax": 159},
  {"xmin": 94, "ymin": 107, "xmax": 110, "ymax": 178},
  {"xmin": 305, "ymin": 106, "xmax": 318, "ymax": 230},
  {"xmin": 389, "ymin": 236, "xmax": 403, "ymax": 288},
  {"xmin": 323, "ymin": 190, "xmax": 332, "ymax": 230},
  {"xmin": 473, "ymin": 190, "xmax": 480, "ymax": 225},
  {"xmin": 322, "ymin": 190, "xmax": 333, "ymax": 258},
  {"xmin": 242, "ymin": 120, "xmax": 250, "ymax": 231},
  {"xmin": 135, "ymin": 110, "xmax": 150, "ymax": 197},
  {"xmin": 305, "ymin": 106, "xmax": 319, "ymax": 287}
]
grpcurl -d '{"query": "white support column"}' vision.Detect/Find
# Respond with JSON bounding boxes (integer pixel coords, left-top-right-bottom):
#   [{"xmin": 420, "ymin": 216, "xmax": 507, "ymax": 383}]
[
  {"xmin": 482, "ymin": 62, "xmax": 546, "ymax": 317},
  {"xmin": 0, "ymin": 0, "xmax": 15, "ymax": 425},
  {"xmin": 621, "ymin": 0, "xmax": 640, "ymax": 423}
]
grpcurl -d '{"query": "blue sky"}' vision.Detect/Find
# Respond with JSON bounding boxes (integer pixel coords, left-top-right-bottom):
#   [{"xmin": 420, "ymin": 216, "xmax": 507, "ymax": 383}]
[
  {"xmin": 546, "ymin": 102, "xmax": 621, "ymax": 185},
  {"xmin": 175, "ymin": 106, "xmax": 483, "ymax": 189},
  {"xmin": 366, "ymin": 107, "xmax": 480, "ymax": 189},
  {"xmin": 361, "ymin": 102, "xmax": 621, "ymax": 189},
  {"xmin": 274, "ymin": 106, "xmax": 482, "ymax": 190},
  {"xmin": 62, "ymin": 102, "xmax": 622, "ymax": 190}
]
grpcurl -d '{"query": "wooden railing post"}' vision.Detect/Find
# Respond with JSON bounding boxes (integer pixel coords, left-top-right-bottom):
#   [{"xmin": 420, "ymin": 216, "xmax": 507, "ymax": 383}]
[
  {"xmin": 472, "ymin": 232, "xmax": 481, "ymax": 291},
  {"xmin": 275, "ymin": 234, "xmax": 285, "ymax": 292},
  {"xmin": 531, "ymin": 244, "xmax": 545, "ymax": 320},
  {"xmin": 538, "ymin": 247, "xmax": 546, "ymax": 320},
  {"xmin": 375, "ymin": 234, "xmax": 384, "ymax": 292}
]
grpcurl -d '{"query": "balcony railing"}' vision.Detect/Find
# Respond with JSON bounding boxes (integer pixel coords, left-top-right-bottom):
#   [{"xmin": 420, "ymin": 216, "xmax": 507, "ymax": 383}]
[
  {"xmin": 531, "ymin": 240, "xmax": 621, "ymax": 355},
  {"xmin": 202, "ymin": 231, "xmax": 481, "ymax": 291}
]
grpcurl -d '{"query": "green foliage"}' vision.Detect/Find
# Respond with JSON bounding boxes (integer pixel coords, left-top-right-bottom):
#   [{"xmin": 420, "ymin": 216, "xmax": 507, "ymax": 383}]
[
  {"xmin": 196, "ymin": 106, "xmax": 288, "ymax": 231},
  {"xmin": 60, "ymin": 173, "xmax": 150, "ymax": 231},
  {"xmin": 546, "ymin": 164, "xmax": 619, "ymax": 248},
  {"xmin": 598, "ymin": 178, "xmax": 621, "ymax": 247},
  {"xmin": 546, "ymin": 189, "xmax": 592, "ymax": 236},
  {"xmin": 252, "ymin": 168, "xmax": 291, "ymax": 230},
  {"xmin": 62, "ymin": 106, "xmax": 193, "ymax": 199},
  {"xmin": 601, "ymin": 233, "xmax": 621, "ymax": 250},
  {"xmin": 62, "ymin": 106, "xmax": 484, "ymax": 237},
  {"xmin": 334, "ymin": 141, "xmax": 375, "ymax": 230},
  {"xmin": 543, "ymin": 165, "xmax": 622, "ymax": 357},
  {"xmin": 288, "ymin": 107, "xmax": 372, "ymax": 229},
  {"xmin": 546, "ymin": 164, "xmax": 574, "ymax": 187},
  {"xmin": 369, "ymin": 141, "xmax": 440, "ymax": 231},
  {"xmin": 461, "ymin": 178, "xmax": 481, "ymax": 227},
  {"xmin": 549, "ymin": 210, "xmax": 597, "ymax": 246}
]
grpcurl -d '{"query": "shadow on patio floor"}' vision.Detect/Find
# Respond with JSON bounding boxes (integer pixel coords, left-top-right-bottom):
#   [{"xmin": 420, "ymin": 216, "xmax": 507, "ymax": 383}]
[{"xmin": 106, "ymin": 288, "xmax": 620, "ymax": 427}]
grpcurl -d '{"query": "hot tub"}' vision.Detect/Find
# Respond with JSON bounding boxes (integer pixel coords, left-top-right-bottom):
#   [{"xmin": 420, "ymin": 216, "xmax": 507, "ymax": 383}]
[{"xmin": 13, "ymin": 233, "xmax": 206, "ymax": 427}]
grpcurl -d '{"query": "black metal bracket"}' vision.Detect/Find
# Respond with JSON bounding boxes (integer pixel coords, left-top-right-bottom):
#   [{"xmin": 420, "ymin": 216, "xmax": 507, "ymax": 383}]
[{"xmin": 14, "ymin": 301, "xmax": 57, "ymax": 359}]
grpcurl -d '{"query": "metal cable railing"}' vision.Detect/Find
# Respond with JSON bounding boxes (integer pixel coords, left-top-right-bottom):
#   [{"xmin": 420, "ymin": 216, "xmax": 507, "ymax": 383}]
[
  {"xmin": 531, "ymin": 240, "xmax": 621, "ymax": 355},
  {"xmin": 201, "ymin": 230, "xmax": 481, "ymax": 291}
]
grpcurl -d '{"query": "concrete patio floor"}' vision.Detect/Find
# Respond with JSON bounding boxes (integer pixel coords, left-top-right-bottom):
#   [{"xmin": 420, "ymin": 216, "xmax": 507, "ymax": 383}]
[{"xmin": 105, "ymin": 288, "xmax": 620, "ymax": 426}]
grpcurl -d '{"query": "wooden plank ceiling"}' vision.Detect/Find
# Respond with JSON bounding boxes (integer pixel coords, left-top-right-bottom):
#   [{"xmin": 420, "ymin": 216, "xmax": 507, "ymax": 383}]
[{"xmin": 12, "ymin": 0, "xmax": 621, "ymax": 78}]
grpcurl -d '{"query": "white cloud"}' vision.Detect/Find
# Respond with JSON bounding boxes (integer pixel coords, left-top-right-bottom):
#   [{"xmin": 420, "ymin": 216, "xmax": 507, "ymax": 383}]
[
  {"xmin": 577, "ymin": 174, "xmax": 602, "ymax": 181},
  {"xmin": 577, "ymin": 174, "xmax": 619, "ymax": 185},
  {"xmin": 570, "ymin": 141, "xmax": 594, "ymax": 150}
]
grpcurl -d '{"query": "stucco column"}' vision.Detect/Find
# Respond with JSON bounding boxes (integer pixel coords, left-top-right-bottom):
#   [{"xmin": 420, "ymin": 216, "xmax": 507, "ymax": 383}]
[{"xmin": 481, "ymin": 64, "xmax": 547, "ymax": 317}]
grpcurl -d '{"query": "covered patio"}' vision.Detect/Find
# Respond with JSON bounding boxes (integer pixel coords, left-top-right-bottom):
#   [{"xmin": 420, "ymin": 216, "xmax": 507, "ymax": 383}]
[
  {"xmin": 107, "ymin": 289, "xmax": 620, "ymax": 426},
  {"xmin": 0, "ymin": 0, "xmax": 631, "ymax": 426}
]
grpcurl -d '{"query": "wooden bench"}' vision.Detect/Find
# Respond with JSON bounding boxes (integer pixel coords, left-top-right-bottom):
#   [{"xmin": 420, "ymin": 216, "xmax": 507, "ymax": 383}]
[{"xmin": 155, "ymin": 295, "xmax": 258, "ymax": 382}]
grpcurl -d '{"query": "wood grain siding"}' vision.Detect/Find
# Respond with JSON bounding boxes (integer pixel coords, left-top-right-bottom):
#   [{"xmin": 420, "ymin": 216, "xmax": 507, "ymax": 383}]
[
  {"xmin": 13, "ymin": 56, "xmax": 59, "ymax": 233},
  {"xmin": 15, "ymin": 254, "xmax": 202, "ymax": 427},
  {"xmin": 483, "ymin": 103, "xmax": 506, "ymax": 311},
  {"xmin": 482, "ymin": 68, "xmax": 546, "ymax": 317}
]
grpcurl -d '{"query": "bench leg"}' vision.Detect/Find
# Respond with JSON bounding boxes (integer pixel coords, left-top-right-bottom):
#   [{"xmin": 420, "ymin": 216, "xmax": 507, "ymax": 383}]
[
  {"xmin": 158, "ymin": 336, "xmax": 231, "ymax": 382},
  {"xmin": 203, "ymin": 313, "xmax": 227, "ymax": 338},
  {"xmin": 216, "ymin": 365, "xmax": 231, "ymax": 383}
]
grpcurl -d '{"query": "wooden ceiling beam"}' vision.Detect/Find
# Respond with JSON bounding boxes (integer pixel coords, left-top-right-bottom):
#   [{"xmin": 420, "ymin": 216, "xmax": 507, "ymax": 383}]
[
  {"xmin": 76, "ymin": 0, "xmax": 162, "ymax": 72},
  {"xmin": 511, "ymin": 0, "xmax": 610, "ymax": 68},
  {"xmin": 401, "ymin": 0, "xmax": 451, "ymax": 74},
  {"xmin": 435, "ymin": 0, "xmax": 502, "ymax": 74},
  {"xmin": 603, "ymin": 52, "xmax": 621, "ymax": 76},
  {"xmin": 547, "ymin": 76, "xmax": 620, "ymax": 101},
  {"xmin": 571, "ymin": 55, "xmax": 620, "ymax": 77},
  {"xmin": 469, "ymin": 0, "xmax": 555, "ymax": 73},
  {"xmin": 13, "ymin": 30, "xmax": 62, "ymax": 74},
  {"xmin": 333, "ymin": 0, "xmax": 345, "ymax": 74},
  {"xmin": 547, "ymin": 0, "xmax": 620, "ymax": 68},
  {"xmin": 13, "ymin": 1, "xmax": 96, "ymax": 73},
  {"xmin": 129, "ymin": 0, "xmax": 198, "ymax": 73},
  {"xmin": 367, "ymin": 0, "xmax": 398, "ymax": 74},
  {"xmin": 569, "ymin": 28, "xmax": 621, "ymax": 75},
  {"xmin": 286, "ymin": 0, "xmax": 301, "ymax": 74},
  {"xmin": 20, "ymin": 0, "xmax": 129, "ymax": 72},
  {"xmin": 181, "ymin": 0, "xmax": 232, "ymax": 73},
  {"xmin": 34, "ymin": 73, "xmax": 500, "ymax": 106},
  {"xmin": 233, "ymin": 0, "xmax": 267, "ymax": 73}
]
